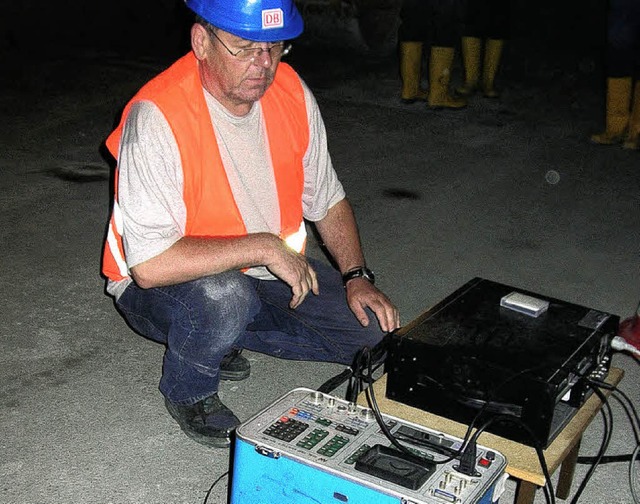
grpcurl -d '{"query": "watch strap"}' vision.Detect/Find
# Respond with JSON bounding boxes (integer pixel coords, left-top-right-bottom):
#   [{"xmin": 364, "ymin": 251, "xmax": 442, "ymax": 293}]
[{"xmin": 342, "ymin": 266, "xmax": 375, "ymax": 286}]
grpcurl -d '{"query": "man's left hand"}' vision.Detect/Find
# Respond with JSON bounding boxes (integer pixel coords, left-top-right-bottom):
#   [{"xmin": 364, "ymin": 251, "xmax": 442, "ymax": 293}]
[{"xmin": 345, "ymin": 279, "xmax": 400, "ymax": 332}]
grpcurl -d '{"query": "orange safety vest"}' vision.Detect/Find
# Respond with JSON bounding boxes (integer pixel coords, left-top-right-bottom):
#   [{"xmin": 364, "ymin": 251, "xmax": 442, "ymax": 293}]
[{"xmin": 102, "ymin": 53, "xmax": 309, "ymax": 282}]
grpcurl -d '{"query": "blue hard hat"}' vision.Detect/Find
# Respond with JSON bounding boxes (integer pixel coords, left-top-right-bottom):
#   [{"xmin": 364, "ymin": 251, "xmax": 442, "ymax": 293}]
[{"xmin": 185, "ymin": 0, "xmax": 304, "ymax": 42}]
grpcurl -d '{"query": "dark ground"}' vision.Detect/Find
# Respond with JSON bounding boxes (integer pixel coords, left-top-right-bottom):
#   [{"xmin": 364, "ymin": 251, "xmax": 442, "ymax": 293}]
[{"xmin": 1, "ymin": 1, "xmax": 639, "ymax": 503}]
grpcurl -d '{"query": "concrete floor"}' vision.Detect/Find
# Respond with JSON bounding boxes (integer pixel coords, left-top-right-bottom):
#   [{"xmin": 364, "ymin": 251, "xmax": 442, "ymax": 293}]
[{"xmin": 1, "ymin": 10, "xmax": 639, "ymax": 504}]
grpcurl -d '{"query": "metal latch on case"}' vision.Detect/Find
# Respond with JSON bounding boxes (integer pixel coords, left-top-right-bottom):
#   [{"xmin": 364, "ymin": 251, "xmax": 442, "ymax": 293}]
[{"xmin": 255, "ymin": 445, "xmax": 281, "ymax": 459}]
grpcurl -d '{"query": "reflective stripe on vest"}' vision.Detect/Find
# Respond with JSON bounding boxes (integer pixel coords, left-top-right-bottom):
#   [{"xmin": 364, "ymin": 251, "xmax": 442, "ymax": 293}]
[
  {"xmin": 105, "ymin": 200, "xmax": 128, "ymax": 278},
  {"xmin": 101, "ymin": 53, "xmax": 309, "ymax": 282},
  {"xmin": 284, "ymin": 221, "xmax": 307, "ymax": 253}
]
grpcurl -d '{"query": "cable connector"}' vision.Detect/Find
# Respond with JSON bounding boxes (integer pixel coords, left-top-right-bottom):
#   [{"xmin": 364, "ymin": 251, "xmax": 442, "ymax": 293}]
[
  {"xmin": 454, "ymin": 439, "xmax": 480, "ymax": 477},
  {"xmin": 611, "ymin": 336, "xmax": 640, "ymax": 358}
]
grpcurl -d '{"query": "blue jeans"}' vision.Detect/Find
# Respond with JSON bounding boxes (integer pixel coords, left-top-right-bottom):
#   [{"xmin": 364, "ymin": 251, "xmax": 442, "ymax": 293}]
[{"xmin": 115, "ymin": 258, "xmax": 385, "ymax": 405}]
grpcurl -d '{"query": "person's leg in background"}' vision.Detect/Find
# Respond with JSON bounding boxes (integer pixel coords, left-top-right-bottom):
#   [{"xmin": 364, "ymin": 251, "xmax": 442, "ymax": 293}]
[
  {"xmin": 398, "ymin": 0, "xmax": 430, "ymax": 103},
  {"xmin": 457, "ymin": 0, "xmax": 482, "ymax": 96},
  {"xmin": 457, "ymin": 0, "xmax": 509, "ymax": 98},
  {"xmin": 427, "ymin": 0, "xmax": 467, "ymax": 109},
  {"xmin": 622, "ymin": 0, "xmax": 640, "ymax": 149},
  {"xmin": 481, "ymin": 0, "xmax": 509, "ymax": 98},
  {"xmin": 591, "ymin": 0, "xmax": 640, "ymax": 147}
]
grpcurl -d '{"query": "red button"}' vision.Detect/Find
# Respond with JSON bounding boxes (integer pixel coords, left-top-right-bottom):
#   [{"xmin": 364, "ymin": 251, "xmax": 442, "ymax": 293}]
[{"xmin": 479, "ymin": 457, "xmax": 491, "ymax": 467}]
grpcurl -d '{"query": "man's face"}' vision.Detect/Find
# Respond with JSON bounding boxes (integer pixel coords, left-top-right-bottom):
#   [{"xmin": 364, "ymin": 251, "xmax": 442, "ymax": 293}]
[{"xmin": 196, "ymin": 26, "xmax": 284, "ymax": 116}]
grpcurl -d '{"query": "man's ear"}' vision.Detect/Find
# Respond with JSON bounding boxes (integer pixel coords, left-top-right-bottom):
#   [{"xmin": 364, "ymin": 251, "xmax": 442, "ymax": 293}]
[{"xmin": 191, "ymin": 23, "xmax": 209, "ymax": 61}]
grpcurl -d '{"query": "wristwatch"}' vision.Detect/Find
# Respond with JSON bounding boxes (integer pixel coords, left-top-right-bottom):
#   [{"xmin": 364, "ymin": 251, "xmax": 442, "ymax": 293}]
[{"xmin": 342, "ymin": 266, "xmax": 375, "ymax": 287}]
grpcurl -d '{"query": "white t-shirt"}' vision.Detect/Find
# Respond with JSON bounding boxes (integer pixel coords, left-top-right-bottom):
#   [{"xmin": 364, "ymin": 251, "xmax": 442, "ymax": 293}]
[{"xmin": 107, "ymin": 77, "xmax": 345, "ymax": 299}]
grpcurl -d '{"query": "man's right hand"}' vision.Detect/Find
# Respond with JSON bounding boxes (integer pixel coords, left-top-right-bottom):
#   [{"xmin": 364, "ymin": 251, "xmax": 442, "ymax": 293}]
[{"xmin": 265, "ymin": 237, "xmax": 319, "ymax": 309}]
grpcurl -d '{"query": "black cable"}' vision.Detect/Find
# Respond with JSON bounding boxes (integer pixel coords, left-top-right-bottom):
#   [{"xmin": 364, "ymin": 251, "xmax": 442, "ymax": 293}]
[
  {"xmin": 203, "ymin": 471, "xmax": 229, "ymax": 504},
  {"xmin": 364, "ymin": 371, "xmax": 436, "ymax": 460},
  {"xmin": 347, "ymin": 348, "xmax": 368, "ymax": 402},
  {"xmin": 317, "ymin": 367, "xmax": 353, "ymax": 394},
  {"xmin": 589, "ymin": 380, "xmax": 640, "ymax": 443},
  {"xmin": 469, "ymin": 415, "xmax": 554, "ymax": 504},
  {"xmin": 587, "ymin": 378, "xmax": 640, "ymax": 504},
  {"xmin": 631, "ymin": 444, "xmax": 640, "ymax": 504},
  {"xmin": 346, "ymin": 336, "xmax": 388, "ymax": 402},
  {"xmin": 578, "ymin": 453, "xmax": 640, "ymax": 464},
  {"xmin": 318, "ymin": 333, "xmax": 390, "ymax": 396},
  {"xmin": 362, "ymin": 347, "xmax": 464, "ymax": 465},
  {"xmin": 606, "ymin": 391, "xmax": 640, "ymax": 443},
  {"xmin": 569, "ymin": 386, "xmax": 613, "ymax": 504},
  {"xmin": 596, "ymin": 391, "xmax": 640, "ymax": 444}
]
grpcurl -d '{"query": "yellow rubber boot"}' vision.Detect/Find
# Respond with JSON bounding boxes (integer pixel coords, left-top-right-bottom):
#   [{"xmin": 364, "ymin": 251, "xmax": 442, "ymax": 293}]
[
  {"xmin": 456, "ymin": 36, "xmax": 481, "ymax": 96},
  {"xmin": 623, "ymin": 81, "xmax": 640, "ymax": 150},
  {"xmin": 428, "ymin": 46, "xmax": 467, "ymax": 109},
  {"xmin": 400, "ymin": 42, "xmax": 429, "ymax": 103},
  {"xmin": 591, "ymin": 77, "xmax": 632, "ymax": 145},
  {"xmin": 482, "ymin": 38, "xmax": 504, "ymax": 98}
]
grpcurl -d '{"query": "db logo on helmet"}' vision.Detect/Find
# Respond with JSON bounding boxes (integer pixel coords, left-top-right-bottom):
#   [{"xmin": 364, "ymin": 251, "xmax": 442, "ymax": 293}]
[{"xmin": 262, "ymin": 8, "xmax": 284, "ymax": 29}]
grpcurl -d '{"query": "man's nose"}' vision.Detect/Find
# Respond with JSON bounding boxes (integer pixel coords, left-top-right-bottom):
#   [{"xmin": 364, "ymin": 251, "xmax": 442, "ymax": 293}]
[{"xmin": 253, "ymin": 46, "xmax": 273, "ymax": 67}]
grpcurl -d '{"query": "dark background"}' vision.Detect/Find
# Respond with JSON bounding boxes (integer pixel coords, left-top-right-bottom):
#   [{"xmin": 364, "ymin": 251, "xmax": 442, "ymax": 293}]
[
  {"xmin": 2, "ymin": 0, "xmax": 608, "ymax": 68},
  {"xmin": 1, "ymin": 0, "xmax": 613, "ymax": 144}
]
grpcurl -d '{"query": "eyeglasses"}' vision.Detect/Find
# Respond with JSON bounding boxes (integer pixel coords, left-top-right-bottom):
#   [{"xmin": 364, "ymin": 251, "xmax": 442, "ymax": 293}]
[{"xmin": 208, "ymin": 27, "xmax": 292, "ymax": 62}]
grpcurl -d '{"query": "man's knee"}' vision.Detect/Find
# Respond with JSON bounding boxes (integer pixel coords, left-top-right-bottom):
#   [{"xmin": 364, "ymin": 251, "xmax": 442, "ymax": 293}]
[
  {"xmin": 190, "ymin": 272, "xmax": 260, "ymax": 335},
  {"xmin": 166, "ymin": 273, "xmax": 260, "ymax": 365}
]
